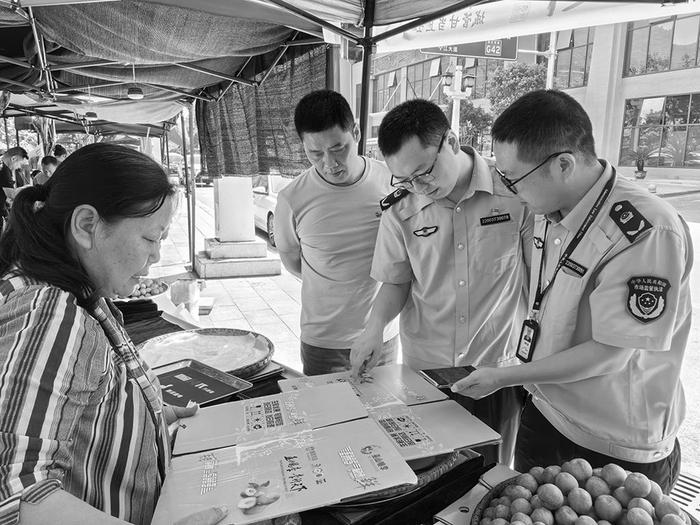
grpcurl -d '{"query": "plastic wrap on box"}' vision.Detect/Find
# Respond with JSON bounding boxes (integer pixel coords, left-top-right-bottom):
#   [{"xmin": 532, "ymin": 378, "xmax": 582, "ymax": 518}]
[
  {"xmin": 152, "ymin": 419, "xmax": 418, "ymax": 525},
  {"xmin": 173, "ymin": 383, "xmax": 368, "ymax": 456},
  {"xmin": 367, "ymin": 400, "xmax": 501, "ymax": 461},
  {"xmin": 278, "ymin": 364, "xmax": 447, "ymax": 408}
]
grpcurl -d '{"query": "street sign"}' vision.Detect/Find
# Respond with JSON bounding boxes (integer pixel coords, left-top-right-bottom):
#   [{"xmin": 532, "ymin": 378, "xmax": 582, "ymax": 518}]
[{"xmin": 420, "ymin": 38, "xmax": 518, "ymax": 60}]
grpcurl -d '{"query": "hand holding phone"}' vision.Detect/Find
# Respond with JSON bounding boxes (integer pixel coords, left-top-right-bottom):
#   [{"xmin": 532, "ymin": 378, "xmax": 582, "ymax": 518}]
[{"xmin": 419, "ymin": 365, "xmax": 477, "ymax": 390}]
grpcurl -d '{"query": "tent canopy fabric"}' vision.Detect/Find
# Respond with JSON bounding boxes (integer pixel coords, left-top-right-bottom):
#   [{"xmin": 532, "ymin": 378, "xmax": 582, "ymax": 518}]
[{"xmin": 0, "ymin": 0, "xmax": 684, "ymax": 131}]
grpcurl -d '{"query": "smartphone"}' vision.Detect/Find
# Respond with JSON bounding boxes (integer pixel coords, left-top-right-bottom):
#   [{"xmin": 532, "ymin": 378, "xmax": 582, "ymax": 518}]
[{"xmin": 419, "ymin": 366, "xmax": 477, "ymax": 389}]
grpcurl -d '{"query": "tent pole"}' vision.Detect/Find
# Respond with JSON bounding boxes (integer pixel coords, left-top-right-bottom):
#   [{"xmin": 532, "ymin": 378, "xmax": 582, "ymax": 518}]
[
  {"xmin": 188, "ymin": 103, "xmax": 197, "ymax": 275},
  {"xmin": 3, "ymin": 118, "xmax": 9, "ymax": 150},
  {"xmin": 14, "ymin": 117, "xmax": 19, "ymax": 146},
  {"xmin": 180, "ymin": 112, "xmax": 195, "ymax": 271},
  {"xmin": 358, "ymin": 0, "xmax": 376, "ymax": 156}
]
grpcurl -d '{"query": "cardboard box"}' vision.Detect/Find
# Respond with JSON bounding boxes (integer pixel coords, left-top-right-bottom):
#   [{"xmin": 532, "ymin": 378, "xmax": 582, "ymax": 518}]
[
  {"xmin": 153, "ymin": 419, "xmax": 418, "ymax": 525},
  {"xmin": 172, "ymin": 382, "xmax": 367, "ymax": 456}
]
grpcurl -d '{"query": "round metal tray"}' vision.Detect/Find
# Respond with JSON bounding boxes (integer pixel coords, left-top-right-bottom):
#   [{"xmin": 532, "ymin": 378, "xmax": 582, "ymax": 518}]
[{"xmin": 138, "ymin": 327, "xmax": 274, "ymax": 378}]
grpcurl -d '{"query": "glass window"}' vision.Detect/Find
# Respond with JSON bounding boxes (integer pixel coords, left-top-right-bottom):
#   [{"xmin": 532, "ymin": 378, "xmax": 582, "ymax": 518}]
[
  {"xmin": 554, "ymin": 27, "xmax": 594, "ymax": 88},
  {"xmin": 624, "ymin": 15, "xmax": 700, "ymax": 76},
  {"xmin": 684, "ymin": 126, "xmax": 700, "ymax": 166},
  {"xmin": 373, "ymin": 69, "xmax": 400, "ymax": 112},
  {"xmin": 570, "ymin": 46, "xmax": 587, "ymax": 88},
  {"xmin": 405, "ymin": 60, "xmax": 446, "ymax": 104},
  {"xmin": 671, "ymin": 15, "xmax": 699, "ymax": 69},
  {"xmin": 627, "ymin": 28, "xmax": 649, "ymax": 75},
  {"xmin": 664, "ymin": 95, "xmax": 690, "ymax": 125},
  {"xmin": 689, "ymin": 92, "xmax": 700, "ymax": 123},
  {"xmin": 639, "ymin": 98, "xmax": 664, "ymax": 125},
  {"xmin": 619, "ymin": 93, "xmax": 700, "ymax": 168},
  {"xmin": 647, "ymin": 20, "xmax": 673, "ymax": 72}
]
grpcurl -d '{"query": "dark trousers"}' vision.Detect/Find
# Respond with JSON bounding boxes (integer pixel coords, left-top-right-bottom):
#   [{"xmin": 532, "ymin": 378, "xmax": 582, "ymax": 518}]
[
  {"xmin": 300, "ymin": 336, "xmax": 400, "ymax": 376},
  {"xmin": 515, "ymin": 397, "xmax": 681, "ymax": 493},
  {"xmin": 451, "ymin": 385, "xmax": 526, "ymax": 466}
]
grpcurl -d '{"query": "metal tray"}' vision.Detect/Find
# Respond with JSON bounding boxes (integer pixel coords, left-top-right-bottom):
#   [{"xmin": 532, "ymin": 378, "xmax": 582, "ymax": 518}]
[
  {"xmin": 155, "ymin": 358, "xmax": 252, "ymax": 407},
  {"xmin": 139, "ymin": 328, "xmax": 274, "ymax": 378}
]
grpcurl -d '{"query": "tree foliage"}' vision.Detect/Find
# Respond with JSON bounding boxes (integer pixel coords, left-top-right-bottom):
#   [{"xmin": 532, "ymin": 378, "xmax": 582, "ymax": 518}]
[
  {"xmin": 458, "ymin": 100, "xmax": 493, "ymax": 138},
  {"xmin": 487, "ymin": 62, "xmax": 547, "ymax": 117}
]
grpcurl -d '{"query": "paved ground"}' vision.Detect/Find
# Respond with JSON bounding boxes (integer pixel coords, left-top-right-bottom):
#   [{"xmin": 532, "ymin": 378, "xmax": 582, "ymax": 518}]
[{"xmin": 151, "ymin": 176, "xmax": 700, "ymax": 470}]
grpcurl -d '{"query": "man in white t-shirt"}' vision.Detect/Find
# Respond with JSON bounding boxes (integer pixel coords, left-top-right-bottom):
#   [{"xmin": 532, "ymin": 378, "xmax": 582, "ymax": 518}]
[{"xmin": 274, "ymin": 90, "xmax": 399, "ymax": 375}]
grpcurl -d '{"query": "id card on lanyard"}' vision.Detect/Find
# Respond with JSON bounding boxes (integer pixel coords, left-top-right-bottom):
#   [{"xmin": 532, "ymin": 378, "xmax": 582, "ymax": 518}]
[{"xmin": 517, "ymin": 170, "xmax": 616, "ymax": 363}]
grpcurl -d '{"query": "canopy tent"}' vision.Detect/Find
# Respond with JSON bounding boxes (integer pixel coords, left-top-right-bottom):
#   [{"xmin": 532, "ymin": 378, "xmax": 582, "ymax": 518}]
[{"xmin": 1, "ymin": 0, "xmax": 684, "ymax": 148}]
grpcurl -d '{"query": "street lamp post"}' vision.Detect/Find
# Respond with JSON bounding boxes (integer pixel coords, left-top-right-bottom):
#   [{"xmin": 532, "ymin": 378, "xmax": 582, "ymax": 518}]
[{"xmin": 442, "ymin": 64, "xmax": 475, "ymax": 142}]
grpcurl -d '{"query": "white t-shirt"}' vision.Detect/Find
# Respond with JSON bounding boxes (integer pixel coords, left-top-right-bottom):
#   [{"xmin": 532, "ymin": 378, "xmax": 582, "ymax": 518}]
[{"xmin": 274, "ymin": 158, "xmax": 399, "ymax": 348}]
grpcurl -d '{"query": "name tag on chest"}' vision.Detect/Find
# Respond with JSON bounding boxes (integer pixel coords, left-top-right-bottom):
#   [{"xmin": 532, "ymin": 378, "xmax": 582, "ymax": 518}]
[{"xmin": 480, "ymin": 213, "xmax": 511, "ymax": 226}]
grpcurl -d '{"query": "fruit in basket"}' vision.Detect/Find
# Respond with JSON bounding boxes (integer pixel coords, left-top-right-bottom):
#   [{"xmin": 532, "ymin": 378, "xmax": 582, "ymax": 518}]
[
  {"xmin": 595, "ymin": 495, "xmax": 623, "ymax": 522},
  {"xmin": 127, "ymin": 278, "xmax": 167, "ymax": 298},
  {"xmin": 538, "ymin": 484, "xmax": 565, "ymax": 511},
  {"xmin": 568, "ymin": 488, "xmax": 593, "ymax": 514},
  {"xmin": 479, "ymin": 460, "xmax": 686, "ymax": 525},
  {"xmin": 585, "ymin": 476, "xmax": 611, "ymax": 499},
  {"xmin": 624, "ymin": 473, "xmax": 651, "ymax": 499},
  {"xmin": 562, "ymin": 459, "xmax": 594, "ymax": 484},
  {"xmin": 602, "ymin": 464, "xmax": 628, "ymax": 489}
]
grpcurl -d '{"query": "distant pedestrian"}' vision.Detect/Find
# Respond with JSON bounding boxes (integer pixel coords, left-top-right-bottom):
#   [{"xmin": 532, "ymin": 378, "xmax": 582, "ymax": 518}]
[
  {"xmin": 53, "ymin": 144, "xmax": 68, "ymax": 163},
  {"xmin": 33, "ymin": 155, "xmax": 58, "ymax": 185}
]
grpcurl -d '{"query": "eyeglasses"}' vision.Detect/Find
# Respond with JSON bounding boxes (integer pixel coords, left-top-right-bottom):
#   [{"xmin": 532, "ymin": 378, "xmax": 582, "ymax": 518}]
[
  {"xmin": 390, "ymin": 131, "xmax": 448, "ymax": 189},
  {"xmin": 495, "ymin": 151, "xmax": 573, "ymax": 195}
]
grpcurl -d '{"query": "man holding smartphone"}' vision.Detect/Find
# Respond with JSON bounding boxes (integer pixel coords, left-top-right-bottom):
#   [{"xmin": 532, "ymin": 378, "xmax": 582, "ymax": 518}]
[
  {"xmin": 452, "ymin": 90, "xmax": 691, "ymax": 491},
  {"xmin": 350, "ymin": 99, "xmax": 533, "ymax": 464}
]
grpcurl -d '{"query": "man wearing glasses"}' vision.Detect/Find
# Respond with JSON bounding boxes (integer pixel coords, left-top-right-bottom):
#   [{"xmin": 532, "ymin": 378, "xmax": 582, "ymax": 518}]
[
  {"xmin": 453, "ymin": 90, "xmax": 691, "ymax": 491},
  {"xmin": 350, "ymin": 99, "xmax": 533, "ymax": 464}
]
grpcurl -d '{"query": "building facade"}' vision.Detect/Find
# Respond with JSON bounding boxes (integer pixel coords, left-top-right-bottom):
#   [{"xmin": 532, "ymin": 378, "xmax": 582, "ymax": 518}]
[{"xmin": 347, "ymin": 15, "xmax": 700, "ymax": 180}]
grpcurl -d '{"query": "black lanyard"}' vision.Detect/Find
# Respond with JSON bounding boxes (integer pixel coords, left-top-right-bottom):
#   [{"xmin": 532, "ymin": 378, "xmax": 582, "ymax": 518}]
[{"xmin": 531, "ymin": 169, "xmax": 616, "ymax": 316}]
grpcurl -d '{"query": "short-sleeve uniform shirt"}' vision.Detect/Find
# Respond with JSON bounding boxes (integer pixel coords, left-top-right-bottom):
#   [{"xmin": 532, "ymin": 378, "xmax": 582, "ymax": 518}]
[
  {"xmin": 527, "ymin": 161, "xmax": 693, "ymax": 463},
  {"xmin": 371, "ymin": 147, "xmax": 533, "ymax": 370},
  {"xmin": 274, "ymin": 158, "xmax": 398, "ymax": 348}
]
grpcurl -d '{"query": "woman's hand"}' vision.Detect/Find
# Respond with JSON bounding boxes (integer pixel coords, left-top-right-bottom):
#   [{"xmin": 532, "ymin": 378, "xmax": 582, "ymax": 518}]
[
  {"xmin": 174, "ymin": 505, "xmax": 228, "ymax": 525},
  {"xmin": 450, "ymin": 367, "xmax": 504, "ymax": 399},
  {"xmin": 163, "ymin": 401, "xmax": 199, "ymax": 425}
]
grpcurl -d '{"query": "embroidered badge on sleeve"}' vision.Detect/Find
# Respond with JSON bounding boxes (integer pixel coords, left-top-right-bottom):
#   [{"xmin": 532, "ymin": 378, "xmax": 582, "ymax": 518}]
[{"xmin": 627, "ymin": 276, "xmax": 670, "ymax": 323}]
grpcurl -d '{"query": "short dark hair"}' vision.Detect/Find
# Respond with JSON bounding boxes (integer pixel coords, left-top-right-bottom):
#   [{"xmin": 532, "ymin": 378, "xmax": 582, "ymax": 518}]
[
  {"xmin": 378, "ymin": 99, "xmax": 449, "ymax": 157},
  {"xmin": 1, "ymin": 147, "xmax": 28, "ymax": 162},
  {"xmin": 53, "ymin": 144, "xmax": 67, "ymax": 157},
  {"xmin": 294, "ymin": 90, "xmax": 355, "ymax": 137},
  {"xmin": 41, "ymin": 155, "xmax": 58, "ymax": 168},
  {"xmin": 0, "ymin": 144, "xmax": 177, "ymax": 305},
  {"xmin": 491, "ymin": 90, "xmax": 597, "ymax": 163}
]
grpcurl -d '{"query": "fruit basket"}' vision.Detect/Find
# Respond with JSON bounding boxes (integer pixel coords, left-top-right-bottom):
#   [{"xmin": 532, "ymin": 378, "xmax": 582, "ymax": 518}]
[{"xmin": 470, "ymin": 459, "xmax": 689, "ymax": 525}]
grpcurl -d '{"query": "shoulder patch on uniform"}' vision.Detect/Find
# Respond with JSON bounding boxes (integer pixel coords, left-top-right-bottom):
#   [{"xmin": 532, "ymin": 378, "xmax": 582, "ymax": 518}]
[
  {"xmin": 413, "ymin": 226, "xmax": 438, "ymax": 237},
  {"xmin": 627, "ymin": 276, "xmax": 670, "ymax": 323},
  {"xmin": 610, "ymin": 200, "xmax": 652, "ymax": 243},
  {"xmin": 379, "ymin": 188, "xmax": 409, "ymax": 211}
]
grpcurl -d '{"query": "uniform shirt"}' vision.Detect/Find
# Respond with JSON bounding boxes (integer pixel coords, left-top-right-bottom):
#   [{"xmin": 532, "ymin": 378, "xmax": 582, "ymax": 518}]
[
  {"xmin": 0, "ymin": 273, "xmax": 169, "ymax": 525},
  {"xmin": 371, "ymin": 147, "xmax": 533, "ymax": 370},
  {"xmin": 527, "ymin": 161, "xmax": 692, "ymax": 463},
  {"xmin": 275, "ymin": 157, "xmax": 398, "ymax": 348}
]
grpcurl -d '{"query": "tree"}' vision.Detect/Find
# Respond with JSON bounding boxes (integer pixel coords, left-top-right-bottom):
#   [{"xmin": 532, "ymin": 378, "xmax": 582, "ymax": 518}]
[
  {"xmin": 487, "ymin": 62, "xmax": 547, "ymax": 117},
  {"xmin": 458, "ymin": 101, "xmax": 493, "ymax": 139}
]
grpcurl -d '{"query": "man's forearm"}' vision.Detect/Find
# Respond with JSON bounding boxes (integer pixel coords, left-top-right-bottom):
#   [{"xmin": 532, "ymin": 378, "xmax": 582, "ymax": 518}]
[
  {"xmin": 500, "ymin": 339, "xmax": 635, "ymax": 387},
  {"xmin": 366, "ymin": 282, "xmax": 410, "ymax": 335}
]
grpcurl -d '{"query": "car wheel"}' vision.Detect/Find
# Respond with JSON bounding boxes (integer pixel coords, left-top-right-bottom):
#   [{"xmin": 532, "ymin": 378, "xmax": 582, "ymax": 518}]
[{"xmin": 267, "ymin": 213, "xmax": 276, "ymax": 247}]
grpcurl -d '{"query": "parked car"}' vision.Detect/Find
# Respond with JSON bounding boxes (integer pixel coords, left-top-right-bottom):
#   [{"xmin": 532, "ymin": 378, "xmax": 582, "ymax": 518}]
[
  {"xmin": 195, "ymin": 170, "xmax": 213, "ymax": 186},
  {"xmin": 253, "ymin": 174, "xmax": 291, "ymax": 247}
]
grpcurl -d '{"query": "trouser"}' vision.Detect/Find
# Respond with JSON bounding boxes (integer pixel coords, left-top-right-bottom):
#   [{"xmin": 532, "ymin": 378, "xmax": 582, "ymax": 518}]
[
  {"xmin": 450, "ymin": 385, "xmax": 526, "ymax": 466},
  {"xmin": 300, "ymin": 336, "xmax": 400, "ymax": 376},
  {"xmin": 515, "ymin": 397, "xmax": 681, "ymax": 493}
]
